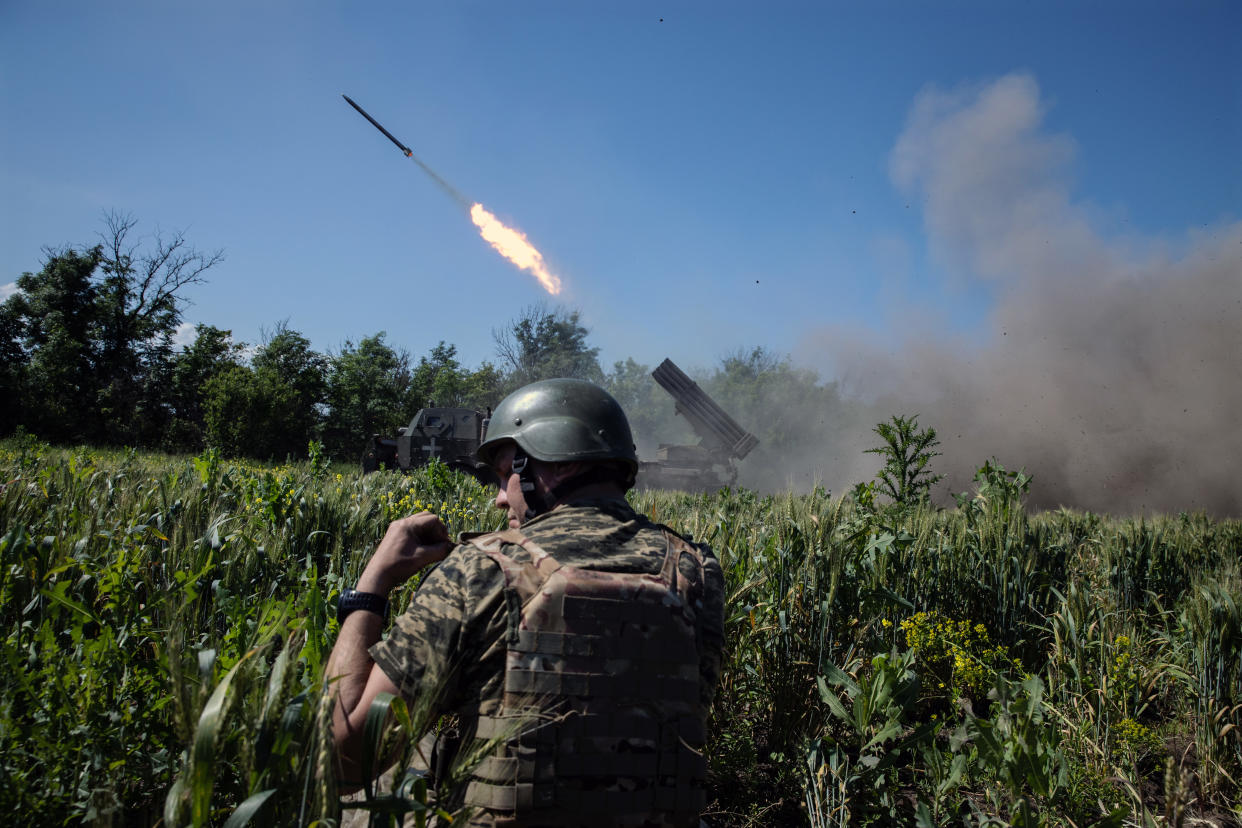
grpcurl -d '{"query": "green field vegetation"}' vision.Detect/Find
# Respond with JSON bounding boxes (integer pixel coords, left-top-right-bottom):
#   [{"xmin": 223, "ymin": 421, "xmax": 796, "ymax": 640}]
[{"xmin": 1, "ymin": 435, "xmax": 1239, "ymax": 827}]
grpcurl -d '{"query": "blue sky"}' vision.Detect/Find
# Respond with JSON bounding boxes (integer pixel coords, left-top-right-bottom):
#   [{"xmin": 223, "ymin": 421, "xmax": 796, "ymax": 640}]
[{"xmin": 3, "ymin": 1, "xmax": 1239, "ymax": 375}]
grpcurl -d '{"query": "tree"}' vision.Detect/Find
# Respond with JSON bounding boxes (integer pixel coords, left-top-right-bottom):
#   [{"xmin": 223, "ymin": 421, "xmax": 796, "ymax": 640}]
[
  {"xmin": 492, "ymin": 304, "xmax": 602, "ymax": 389},
  {"xmin": 456, "ymin": 362, "xmax": 505, "ymax": 412},
  {"xmin": 0, "ymin": 294, "xmax": 28, "ymax": 435},
  {"xmin": 322, "ymin": 332, "xmax": 411, "ymax": 459},
  {"xmin": 92, "ymin": 211, "xmax": 222, "ymax": 442},
  {"xmin": 203, "ymin": 323, "xmax": 327, "ymax": 460},
  {"xmin": 408, "ymin": 341, "xmax": 465, "ymax": 410},
  {"xmin": 164, "ymin": 325, "xmax": 245, "ymax": 450},
  {"xmin": 252, "ymin": 323, "xmax": 328, "ymax": 458},
  {"xmin": 3, "ymin": 246, "xmax": 101, "ymax": 440},
  {"xmin": 203, "ymin": 364, "xmax": 289, "ymax": 458},
  {"xmin": 708, "ymin": 347, "xmax": 786, "ymax": 429},
  {"xmin": 253, "ymin": 323, "xmax": 327, "ymax": 408},
  {"xmin": 864, "ymin": 414, "xmax": 945, "ymax": 506},
  {"xmin": 1, "ymin": 211, "xmax": 222, "ymax": 443},
  {"xmin": 407, "ymin": 341, "xmax": 506, "ymax": 413}
]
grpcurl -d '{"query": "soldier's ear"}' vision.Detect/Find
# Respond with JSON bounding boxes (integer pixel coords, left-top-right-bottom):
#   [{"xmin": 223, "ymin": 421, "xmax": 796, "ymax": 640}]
[{"xmin": 545, "ymin": 461, "xmax": 586, "ymax": 487}]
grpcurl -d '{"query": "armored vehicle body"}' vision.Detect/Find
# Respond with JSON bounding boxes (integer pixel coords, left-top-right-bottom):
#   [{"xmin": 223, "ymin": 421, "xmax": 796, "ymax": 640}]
[{"xmin": 362, "ymin": 406, "xmax": 497, "ymax": 485}]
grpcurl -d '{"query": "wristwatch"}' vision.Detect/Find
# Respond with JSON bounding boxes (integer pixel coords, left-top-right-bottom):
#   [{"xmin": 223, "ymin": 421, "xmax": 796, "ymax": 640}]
[{"xmin": 336, "ymin": 588, "xmax": 389, "ymax": 623}]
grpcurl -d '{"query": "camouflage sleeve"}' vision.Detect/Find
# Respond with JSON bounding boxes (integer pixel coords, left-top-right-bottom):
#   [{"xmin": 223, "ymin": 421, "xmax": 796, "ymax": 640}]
[
  {"xmin": 369, "ymin": 543, "xmax": 506, "ymax": 718},
  {"xmin": 684, "ymin": 542, "xmax": 726, "ymax": 709}
]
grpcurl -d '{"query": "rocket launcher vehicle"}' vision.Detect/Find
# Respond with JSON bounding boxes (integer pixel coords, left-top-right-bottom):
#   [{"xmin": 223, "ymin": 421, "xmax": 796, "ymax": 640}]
[{"xmin": 638, "ymin": 358, "xmax": 759, "ymax": 491}]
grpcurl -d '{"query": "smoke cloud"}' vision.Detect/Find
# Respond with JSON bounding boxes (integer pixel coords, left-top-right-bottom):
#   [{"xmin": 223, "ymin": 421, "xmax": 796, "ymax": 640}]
[{"xmin": 797, "ymin": 74, "xmax": 1242, "ymax": 516}]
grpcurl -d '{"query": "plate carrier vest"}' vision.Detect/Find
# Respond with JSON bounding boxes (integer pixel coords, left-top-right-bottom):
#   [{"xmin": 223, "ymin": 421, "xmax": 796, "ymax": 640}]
[{"xmin": 461, "ymin": 526, "xmax": 709, "ymax": 824}]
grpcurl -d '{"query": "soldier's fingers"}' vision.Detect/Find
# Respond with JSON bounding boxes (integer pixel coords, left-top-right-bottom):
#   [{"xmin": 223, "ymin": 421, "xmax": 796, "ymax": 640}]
[
  {"xmin": 408, "ymin": 512, "xmax": 449, "ymax": 541},
  {"xmin": 419, "ymin": 540, "xmax": 452, "ymax": 564},
  {"xmin": 396, "ymin": 512, "xmax": 435, "ymax": 535}
]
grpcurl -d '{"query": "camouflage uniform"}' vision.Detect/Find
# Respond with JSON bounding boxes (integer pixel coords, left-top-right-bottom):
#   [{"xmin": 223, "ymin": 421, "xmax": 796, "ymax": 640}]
[{"xmin": 370, "ymin": 497, "xmax": 725, "ymax": 828}]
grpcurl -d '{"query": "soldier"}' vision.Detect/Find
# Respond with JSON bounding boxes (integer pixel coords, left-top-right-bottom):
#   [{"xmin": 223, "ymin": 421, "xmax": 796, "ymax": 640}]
[{"xmin": 326, "ymin": 378, "xmax": 726, "ymax": 827}]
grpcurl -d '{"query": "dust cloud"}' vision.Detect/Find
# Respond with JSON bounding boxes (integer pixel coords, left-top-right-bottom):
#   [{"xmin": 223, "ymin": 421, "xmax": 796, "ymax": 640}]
[{"xmin": 796, "ymin": 74, "xmax": 1242, "ymax": 516}]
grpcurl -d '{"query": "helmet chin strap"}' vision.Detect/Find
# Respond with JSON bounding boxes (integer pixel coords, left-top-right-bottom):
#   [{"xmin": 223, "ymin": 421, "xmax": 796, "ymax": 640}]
[{"xmin": 512, "ymin": 448, "xmax": 552, "ymax": 520}]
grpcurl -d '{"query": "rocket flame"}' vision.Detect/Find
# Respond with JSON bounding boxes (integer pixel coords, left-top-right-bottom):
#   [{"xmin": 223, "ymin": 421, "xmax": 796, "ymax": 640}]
[{"xmin": 470, "ymin": 203, "xmax": 562, "ymax": 295}]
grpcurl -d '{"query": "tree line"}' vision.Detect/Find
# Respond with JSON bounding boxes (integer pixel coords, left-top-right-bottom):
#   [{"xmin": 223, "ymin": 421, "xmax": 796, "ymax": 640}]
[{"xmin": 3, "ymin": 214, "xmax": 856, "ymax": 469}]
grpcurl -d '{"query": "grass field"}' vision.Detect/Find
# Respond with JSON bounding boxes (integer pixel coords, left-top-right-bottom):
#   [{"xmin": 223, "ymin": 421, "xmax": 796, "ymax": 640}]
[{"xmin": 1, "ymin": 436, "xmax": 1239, "ymax": 827}]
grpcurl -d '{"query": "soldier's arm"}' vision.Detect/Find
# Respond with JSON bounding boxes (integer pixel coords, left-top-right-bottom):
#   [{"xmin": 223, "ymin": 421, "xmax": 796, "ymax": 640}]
[
  {"xmin": 324, "ymin": 512, "xmax": 452, "ymax": 790},
  {"xmin": 326, "ymin": 612, "xmax": 403, "ymax": 790}
]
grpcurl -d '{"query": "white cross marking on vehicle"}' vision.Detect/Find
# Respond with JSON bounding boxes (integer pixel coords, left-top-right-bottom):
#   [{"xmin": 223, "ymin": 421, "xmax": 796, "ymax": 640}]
[{"xmin": 422, "ymin": 438, "xmax": 441, "ymax": 458}]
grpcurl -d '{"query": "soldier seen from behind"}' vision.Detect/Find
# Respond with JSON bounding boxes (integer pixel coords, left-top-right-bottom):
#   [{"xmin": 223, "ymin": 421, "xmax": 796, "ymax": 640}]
[{"xmin": 325, "ymin": 378, "xmax": 726, "ymax": 827}]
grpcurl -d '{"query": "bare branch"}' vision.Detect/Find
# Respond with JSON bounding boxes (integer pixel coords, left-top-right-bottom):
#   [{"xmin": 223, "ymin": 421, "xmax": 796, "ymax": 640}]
[
  {"xmin": 492, "ymin": 302, "xmax": 556, "ymax": 377},
  {"xmin": 100, "ymin": 210, "xmax": 140, "ymax": 277},
  {"xmin": 492, "ymin": 324, "xmax": 521, "ymax": 375},
  {"xmin": 97, "ymin": 211, "xmax": 223, "ymax": 326}
]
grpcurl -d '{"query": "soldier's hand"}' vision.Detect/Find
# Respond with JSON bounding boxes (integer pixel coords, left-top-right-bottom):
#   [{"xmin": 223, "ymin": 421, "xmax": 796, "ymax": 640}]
[{"xmin": 356, "ymin": 511, "xmax": 452, "ymax": 595}]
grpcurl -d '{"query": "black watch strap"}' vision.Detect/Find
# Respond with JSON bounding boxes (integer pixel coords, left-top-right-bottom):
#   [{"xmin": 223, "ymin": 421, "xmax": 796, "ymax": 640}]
[{"xmin": 337, "ymin": 588, "xmax": 390, "ymax": 623}]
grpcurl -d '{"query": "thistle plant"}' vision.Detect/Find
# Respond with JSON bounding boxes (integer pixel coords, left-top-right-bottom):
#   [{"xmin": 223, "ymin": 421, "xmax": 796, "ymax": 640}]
[{"xmin": 864, "ymin": 415, "xmax": 944, "ymax": 508}]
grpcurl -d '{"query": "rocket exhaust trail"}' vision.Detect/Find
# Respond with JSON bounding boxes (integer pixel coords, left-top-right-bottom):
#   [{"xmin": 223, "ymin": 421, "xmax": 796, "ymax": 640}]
[
  {"xmin": 342, "ymin": 93, "xmax": 562, "ymax": 295},
  {"xmin": 341, "ymin": 94, "xmax": 470, "ymax": 209},
  {"xmin": 408, "ymin": 156, "xmax": 471, "ymax": 211}
]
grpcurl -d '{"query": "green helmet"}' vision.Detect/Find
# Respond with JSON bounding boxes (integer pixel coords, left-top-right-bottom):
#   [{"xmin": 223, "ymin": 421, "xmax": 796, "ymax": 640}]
[{"xmin": 477, "ymin": 378, "xmax": 638, "ymax": 477}]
